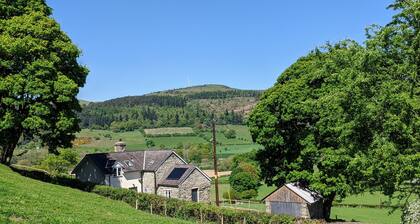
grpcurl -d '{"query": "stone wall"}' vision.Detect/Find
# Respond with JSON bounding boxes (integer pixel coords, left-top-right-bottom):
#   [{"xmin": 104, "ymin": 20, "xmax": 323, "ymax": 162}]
[
  {"xmin": 178, "ymin": 169, "xmax": 211, "ymax": 202},
  {"xmin": 155, "ymin": 154, "xmax": 185, "ymax": 183},
  {"xmin": 157, "ymin": 186, "xmax": 179, "ymax": 199}
]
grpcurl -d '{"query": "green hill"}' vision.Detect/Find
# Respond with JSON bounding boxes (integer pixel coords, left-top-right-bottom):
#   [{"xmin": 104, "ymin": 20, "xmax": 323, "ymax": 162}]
[
  {"xmin": 0, "ymin": 164, "xmax": 192, "ymax": 224},
  {"xmin": 150, "ymin": 84, "xmax": 237, "ymax": 96},
  {"xmin": 79, "ymin": 84, "xmax": 263, "ymax": 132}
]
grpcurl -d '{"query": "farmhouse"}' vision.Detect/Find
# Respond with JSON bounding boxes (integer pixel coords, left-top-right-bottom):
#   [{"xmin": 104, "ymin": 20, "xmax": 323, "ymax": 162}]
[
  {"xmin": 263, "ymin": 183, "xmax": 324, "ymax": 219},
  {"xmin": 72, "ymin": 142, "xmax": 211, "ymax": 202}
]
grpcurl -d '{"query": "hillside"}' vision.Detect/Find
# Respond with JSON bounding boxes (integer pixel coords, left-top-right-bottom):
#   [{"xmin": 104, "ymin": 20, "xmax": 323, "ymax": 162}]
[
  {"xmin": 0, "ymin": 164, "xmax": 192, "ymax": 224},
  {"xmin": 78, "ymin": 84, "xmax": 263, "ymax": 131}
]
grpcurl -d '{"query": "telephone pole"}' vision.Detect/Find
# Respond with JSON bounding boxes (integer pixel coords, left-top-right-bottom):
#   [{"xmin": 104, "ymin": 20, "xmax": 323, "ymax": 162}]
[{"xmin": 212, "ymin": 121, "xmax": 220, "ymax": 206}]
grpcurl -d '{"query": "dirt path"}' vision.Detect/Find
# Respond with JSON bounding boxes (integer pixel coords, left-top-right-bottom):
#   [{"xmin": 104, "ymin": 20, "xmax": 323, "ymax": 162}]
[{"xmin": 203, "ymin": 170, "xmax": 231, "ymax": 178}]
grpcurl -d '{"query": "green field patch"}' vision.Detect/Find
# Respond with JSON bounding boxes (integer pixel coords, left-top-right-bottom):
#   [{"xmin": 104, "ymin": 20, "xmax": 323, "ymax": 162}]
[
  {"xmin": 331, "ymin": 206, "xmax": 401, "ymax": 224},
  {"xmin": 144, "ymin": 127, "xmax": 194, "ymax": 137}
]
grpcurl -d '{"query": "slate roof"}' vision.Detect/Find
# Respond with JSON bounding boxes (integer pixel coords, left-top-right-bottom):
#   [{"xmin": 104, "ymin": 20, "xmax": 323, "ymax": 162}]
[{"xmin": 72, "ymin": 150, "xmax": 179, "ymax": 174}]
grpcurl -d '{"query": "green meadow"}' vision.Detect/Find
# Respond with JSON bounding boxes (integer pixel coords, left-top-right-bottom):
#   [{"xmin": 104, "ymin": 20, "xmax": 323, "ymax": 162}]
[{"xmin": 0, "ymin": 164, "xmax": 192, "ymax": 224}]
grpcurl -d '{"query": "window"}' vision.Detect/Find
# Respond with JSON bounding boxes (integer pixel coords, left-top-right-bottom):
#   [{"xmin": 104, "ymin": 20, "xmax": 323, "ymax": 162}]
[
  {"xmin": 191, "ymin": 188, "xmax": 199, "ymax": 202},
  {"xmin": 115, "ymin": 167, "xmax": 122, "ymax": 176},
  {"xmin": 164, "ymin": 190, "xmax": 172, "ymax": 198},
  {"xmin": 167, "ymin": 168, "xmax": 188, "ymax": 180}
]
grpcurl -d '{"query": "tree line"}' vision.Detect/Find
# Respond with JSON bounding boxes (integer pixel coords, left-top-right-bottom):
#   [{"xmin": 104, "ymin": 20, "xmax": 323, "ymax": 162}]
[{"xmin": 79, "ymin": 92, "xmax": 252, "ymax": 131}]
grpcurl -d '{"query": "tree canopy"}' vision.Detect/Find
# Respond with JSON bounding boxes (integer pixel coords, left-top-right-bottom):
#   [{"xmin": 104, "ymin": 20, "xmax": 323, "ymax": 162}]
[
  {"xmin": 0, "ymin": 0, "xmax": 88, "ymax": 164},
  {"xmin": 248, "ymin": 0, "xmax": 419, "ymax": 219}
]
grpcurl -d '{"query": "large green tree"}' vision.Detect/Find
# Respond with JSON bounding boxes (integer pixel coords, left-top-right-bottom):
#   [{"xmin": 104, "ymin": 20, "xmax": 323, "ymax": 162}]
[
  {"xmin": 248, "ymin": 0, "xmax": 418, "ymax": 219},
  {"xmin": 0, "ymin": 0, "xmax": 88, "ymax": 164}
]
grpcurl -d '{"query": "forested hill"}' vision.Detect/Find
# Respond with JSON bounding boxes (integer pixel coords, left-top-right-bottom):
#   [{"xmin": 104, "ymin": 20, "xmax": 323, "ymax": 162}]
[{"xmin": 79, "ymin": 85, "xmax": 263, "ymax": 131}]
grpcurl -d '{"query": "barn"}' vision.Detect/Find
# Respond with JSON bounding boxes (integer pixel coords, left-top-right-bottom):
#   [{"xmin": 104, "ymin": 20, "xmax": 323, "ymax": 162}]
[{"xmin": 263, "ymin": 183, "xmax": 324, "ymax": 219}]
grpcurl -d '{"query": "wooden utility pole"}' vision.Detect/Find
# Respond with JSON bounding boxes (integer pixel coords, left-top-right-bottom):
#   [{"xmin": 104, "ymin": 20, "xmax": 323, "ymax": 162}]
[{"xmin": 212, "ymin": 121, "xmax": 220, "ymax": 206}]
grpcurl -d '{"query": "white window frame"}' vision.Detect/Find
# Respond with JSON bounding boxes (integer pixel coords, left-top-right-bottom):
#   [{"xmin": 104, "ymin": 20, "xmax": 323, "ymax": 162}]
[
  {"xmin": 115, "ymin": 167, "xmax": 123, "ymax": 177},
  {"xmin": 164, "ymin": 189, "xmax": 172, "ymax": 198}
]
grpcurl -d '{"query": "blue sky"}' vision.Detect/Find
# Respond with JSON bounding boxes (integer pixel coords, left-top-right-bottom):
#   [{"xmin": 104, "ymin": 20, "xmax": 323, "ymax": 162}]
[{"xmin": 47, "ymin": 0, "xmax": 394, "ymax": 101}]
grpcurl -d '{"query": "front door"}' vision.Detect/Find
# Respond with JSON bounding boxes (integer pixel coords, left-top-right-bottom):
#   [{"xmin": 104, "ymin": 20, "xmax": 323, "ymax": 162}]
[{"xmin": 191, "ymin": 188, "xmax": 198, "ymax": 202}]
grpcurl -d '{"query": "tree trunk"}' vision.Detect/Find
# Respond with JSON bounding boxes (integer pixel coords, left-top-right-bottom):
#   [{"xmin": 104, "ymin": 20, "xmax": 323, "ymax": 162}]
[
  {"xmin": 322, "ymin": 193, "xmax": 336, "ymax": 220},
  {"xmin": 0, "ymin": 128, "xmax": 22, "ymax": 165}
]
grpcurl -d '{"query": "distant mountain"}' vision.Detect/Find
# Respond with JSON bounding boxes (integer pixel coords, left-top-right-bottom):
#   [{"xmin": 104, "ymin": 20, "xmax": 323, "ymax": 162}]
[
  {"xmin": 78, "ymin": 99, "xmax": 92, "ymax": 107},
  {"xmin": 78, "ymin": 84, "xmax": 263, "ymax": 131}
]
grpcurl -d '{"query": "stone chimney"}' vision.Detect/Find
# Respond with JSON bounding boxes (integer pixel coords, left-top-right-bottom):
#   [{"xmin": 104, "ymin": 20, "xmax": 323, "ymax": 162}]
[{"xmin": 114, "ymin": 139, "xmax": 126, "ymax": 152}]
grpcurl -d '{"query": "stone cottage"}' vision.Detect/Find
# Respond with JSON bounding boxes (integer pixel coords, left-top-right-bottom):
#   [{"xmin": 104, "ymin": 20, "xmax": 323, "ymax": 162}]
[
  {"xmin": 263, "ymin": 183, "xmax": 324, "ymax": 219},
  {"xmin": 71, "ymin": 142, "xmax": 211, "ymax": 202}
]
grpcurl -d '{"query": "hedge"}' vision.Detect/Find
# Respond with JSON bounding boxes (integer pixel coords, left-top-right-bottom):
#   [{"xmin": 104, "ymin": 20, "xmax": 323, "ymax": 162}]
[{"xmin": 10, "ymin": 165, "xmax": 321, "ymax": 224}]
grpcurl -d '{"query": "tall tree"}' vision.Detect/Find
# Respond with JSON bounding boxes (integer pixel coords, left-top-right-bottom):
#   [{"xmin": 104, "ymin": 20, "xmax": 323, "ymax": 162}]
[
  {"xmin": 248, "ymin": 0, "xmax": 419, "ymax": 219},
  {"xmin": 0, "ymin": 0, "xmax": 88, "ymax": 164}
]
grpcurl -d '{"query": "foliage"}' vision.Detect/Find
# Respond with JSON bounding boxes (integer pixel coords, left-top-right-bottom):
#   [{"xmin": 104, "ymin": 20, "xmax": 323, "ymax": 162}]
[
  {"xmin": 401, "ymin": 199, "xmax": 420, "ymax": 224},
  {"xmin": 175, "ymin": 143, "xmax": 211, "ymax": 165},
  {"xmin": 0, "ymin": 0, "xmax": 88, "ymax": 164},
  {"xmin": 248, "ymin": 0, "xmax": 419, "ymax": 219},
  {"xmin": 92, "ymin": 185, "xmax": 295, "ymax": 224},
  {"xmin": 229, "ymin": 152, "xmax": 261, "ymax": 199},
  {"xmin": 38, "ymin": 149, "xmax": 79, "ymax": 175},
  {"xmin": 78, "ymin": 86, "xmax": 260, "ymax": 131},
  {"xmin": 145, "ymin": 138, "xmax": 156, "ymax": 148},
  {"xmin": 223, "ymin": 129, "xmax": 237, "ymax": 139}
]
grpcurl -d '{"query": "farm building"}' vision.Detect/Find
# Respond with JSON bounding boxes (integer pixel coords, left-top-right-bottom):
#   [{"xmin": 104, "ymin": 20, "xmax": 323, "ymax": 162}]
[
  {"xmin": 72, "ymin": 141, "xmax": 211, "ymax": 202},
  {"xmin": 263, "ymin": 183, "xmax": 324, "ymax": 219}
]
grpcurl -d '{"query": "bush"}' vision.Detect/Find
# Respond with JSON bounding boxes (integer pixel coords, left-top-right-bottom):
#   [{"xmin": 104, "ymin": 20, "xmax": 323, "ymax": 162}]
[
  {"xmin": 10, "ymin": 165, "xmax": 303, "ymax": 224},
  {"xmin": 402, "ymin": 200, "xmax": 420, "ymax": 224},
  {"xmin": 92, "ymin": 185, "xmax": 295, "ymax": 224},
  {"xmin": 10, "ymin": 165, "xmax": 96, "ymax": 192},
  {"xmin": 224, "ymin": 129, "xmax": 236, "ymax": 139},
  {"xmin": 38, "ymin": 149, "xmax": 79, "ymax": 175}
]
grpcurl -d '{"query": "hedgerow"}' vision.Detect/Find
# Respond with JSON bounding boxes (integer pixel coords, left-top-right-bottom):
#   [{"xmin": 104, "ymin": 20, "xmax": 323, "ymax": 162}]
[{"xmin": 10, "ymin": 165, "xmax": 317, "ymax": 224}]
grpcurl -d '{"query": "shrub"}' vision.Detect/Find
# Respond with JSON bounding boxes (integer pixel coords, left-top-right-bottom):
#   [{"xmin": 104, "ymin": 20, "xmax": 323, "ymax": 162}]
[
  {"xmin": 38, "ymin": 149, "xmax": 79, "ymax": 175},
  {"xmin": 224, "ymin": 129, "xmax": 236, "ymax": 139},
  {"xmin": 92, "ymin": 185, "xmax": 295, "ymax": 224},
  {"xmin": 10, "ymin": 165, "xmax": 302, "ymax": 224}
]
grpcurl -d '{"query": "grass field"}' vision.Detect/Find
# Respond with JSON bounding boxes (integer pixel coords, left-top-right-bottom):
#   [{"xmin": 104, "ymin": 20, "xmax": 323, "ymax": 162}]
[
  {"xmin": 0, "ymin": 164, "xmax": 192, "ymax": 224},
  {"xmin": 75, "ymin": 126, "xmax": 260, "ymax": 158},
  {"xmin": 331, "ymin": 207, "xmax": 401, "ymax": 224}
]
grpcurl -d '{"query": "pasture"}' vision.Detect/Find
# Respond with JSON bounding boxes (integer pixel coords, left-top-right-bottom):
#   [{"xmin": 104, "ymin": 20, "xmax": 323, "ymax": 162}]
[
  {"xmin": 74, "ymin": 125, "xmax": 260, "ymax": 158},
  {"xmin": 0, "ymin": 164, "xmax": 192, "ymax": 224}
]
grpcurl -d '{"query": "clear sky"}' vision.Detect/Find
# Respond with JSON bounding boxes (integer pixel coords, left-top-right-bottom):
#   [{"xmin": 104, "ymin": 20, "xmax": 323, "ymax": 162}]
[{"xmin": 46, "ymin": 0, "xmax": 394, "ymax": 101}]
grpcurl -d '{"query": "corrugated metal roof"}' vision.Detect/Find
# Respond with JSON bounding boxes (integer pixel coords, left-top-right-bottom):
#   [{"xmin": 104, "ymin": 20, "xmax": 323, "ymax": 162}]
[{"xmin": 285, "ymin": 183, "xmax": 322, "ymax": 204}]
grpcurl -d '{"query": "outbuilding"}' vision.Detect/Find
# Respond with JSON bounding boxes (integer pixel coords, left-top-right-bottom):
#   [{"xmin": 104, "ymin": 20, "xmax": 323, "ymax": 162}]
[{"xmin": 263, "ymin": 183, "xmax": 324, "ymax": 219}]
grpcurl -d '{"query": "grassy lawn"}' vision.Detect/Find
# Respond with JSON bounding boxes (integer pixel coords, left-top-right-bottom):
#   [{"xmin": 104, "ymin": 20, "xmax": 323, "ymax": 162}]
[
  {"xmin": 331, "ymin": 207, "xmax": 402, "ymax": 224},
  {"xmin": 0, "ymin": 164, "xmax": 192, "ymax": 224}
]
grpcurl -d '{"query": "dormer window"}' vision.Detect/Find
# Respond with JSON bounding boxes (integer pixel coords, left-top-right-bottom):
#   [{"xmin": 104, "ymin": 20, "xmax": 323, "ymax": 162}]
[
  {"xmin": 113, "ymin": 163, "xmax": 123, "ymax": 177},
  {"xmin": 116, "ymin": 167, "xmax": 122, "ymax": 176}
]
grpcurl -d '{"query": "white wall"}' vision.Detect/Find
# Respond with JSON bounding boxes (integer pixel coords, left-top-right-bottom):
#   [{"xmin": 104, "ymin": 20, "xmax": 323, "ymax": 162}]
[{"xmin": 104, "ymin": 171, "xmax": 142, "ymax": 193}]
